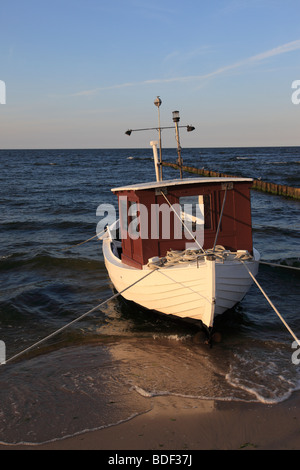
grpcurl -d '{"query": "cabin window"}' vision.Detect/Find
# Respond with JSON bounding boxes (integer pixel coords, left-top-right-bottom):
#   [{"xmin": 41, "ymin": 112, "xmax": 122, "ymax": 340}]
[{"xmin": 179, "ymin": 194, "xmax": 212, "ymax": 231}]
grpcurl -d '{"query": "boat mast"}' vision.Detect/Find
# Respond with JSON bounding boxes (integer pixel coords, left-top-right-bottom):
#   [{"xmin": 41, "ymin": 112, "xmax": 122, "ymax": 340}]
[
  {"xmin": 172, "ymin": 110, "xmax": 183, "ymax": 179},
  {"xmin": 125, "ymin": 98, "xmax": 195, "ymax": 181},
  {"xmin": 150, "ymin": 141, "xmax": 161, "ymax": 182},
  {"xmin": 154, "ymin": 96, "xmax": 163, "ymax": 181}
]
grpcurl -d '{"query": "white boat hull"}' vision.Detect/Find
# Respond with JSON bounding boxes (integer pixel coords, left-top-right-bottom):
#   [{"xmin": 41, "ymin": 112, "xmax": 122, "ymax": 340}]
[{"xmin": 102, "ymin": 237, "xmax": 260, "ymax": 329}]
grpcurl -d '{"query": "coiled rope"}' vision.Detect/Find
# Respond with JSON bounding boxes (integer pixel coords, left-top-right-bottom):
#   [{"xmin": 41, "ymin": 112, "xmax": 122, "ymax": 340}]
[{"xmin": 147, "ymin": 246, "xmax": 252, "ymax": 269}]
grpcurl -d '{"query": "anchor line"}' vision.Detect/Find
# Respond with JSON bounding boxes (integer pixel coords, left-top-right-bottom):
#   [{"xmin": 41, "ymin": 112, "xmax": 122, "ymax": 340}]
[
  {"xmin": 3, "ymin": 268, "xmax": 158, "ymax": 365},
  {"xmin": 60, "ymin": 229, "xmax": 106, "ymax": 251},
  {"xmin": 259, "ymin": 261, "xmax": 300, "ymax": 271},
  {"xmin": 240, "ymin": 260, "xmax": 300, "ymax": 347}
]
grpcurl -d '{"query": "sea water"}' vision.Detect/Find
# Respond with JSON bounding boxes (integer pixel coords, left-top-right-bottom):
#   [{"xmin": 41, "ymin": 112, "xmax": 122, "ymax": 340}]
[{"xmin": 0, "ymin": 147, "xmax": 299, "ymax": 444}]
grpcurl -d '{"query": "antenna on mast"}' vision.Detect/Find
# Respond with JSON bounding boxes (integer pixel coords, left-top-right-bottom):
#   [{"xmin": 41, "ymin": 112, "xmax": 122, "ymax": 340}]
[{"xmin": 125, "ymin": 98, "xmax": 195, "ymax": 181}]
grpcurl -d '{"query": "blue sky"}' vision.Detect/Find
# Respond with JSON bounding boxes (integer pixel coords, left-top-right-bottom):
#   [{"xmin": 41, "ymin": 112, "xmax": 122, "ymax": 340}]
[{"xmin": 1, "ymin": 0, "xmax": 300, "ymax": 148}]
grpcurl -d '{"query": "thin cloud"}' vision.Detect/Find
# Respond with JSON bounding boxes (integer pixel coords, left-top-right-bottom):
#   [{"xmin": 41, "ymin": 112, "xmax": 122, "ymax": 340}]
[
  {"xmin": 195, "ymin": 39, "xmax": 300, "ymax": 80},
  {"xmin": 71, "ymin": 82, "xmax": 135, "ymax": 96},
  {"xmin": 73, "ymin": 39, "xmax": 300, "ymax": 95},
  {"xmin": 163, "ymin": 45, "xmax": 212, "ymax": 64},
  {"xmin": 246, "ymin": 39, "xmax": 300, "ymax": 62}
]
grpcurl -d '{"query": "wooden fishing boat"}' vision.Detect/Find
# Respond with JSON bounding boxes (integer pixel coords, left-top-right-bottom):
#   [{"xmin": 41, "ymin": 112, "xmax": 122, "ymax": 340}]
[
  {"xmin": 101, "ymin": 104, "xmax": 260, "ymax": 340},
  {"xmin": 102, "ymin": 174, "xmax": 259, "ymax": 336}
]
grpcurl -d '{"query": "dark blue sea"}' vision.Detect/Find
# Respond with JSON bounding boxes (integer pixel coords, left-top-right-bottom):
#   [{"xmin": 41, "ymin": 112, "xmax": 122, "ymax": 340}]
[{"xmin": 0, "ymin": 147, "xmax": 299, "ymax": 444}]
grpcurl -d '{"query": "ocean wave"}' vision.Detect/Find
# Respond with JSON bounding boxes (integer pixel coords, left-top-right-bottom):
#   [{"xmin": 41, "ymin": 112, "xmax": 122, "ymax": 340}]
[
  {"xmin": 0, "ymin": 408, "xmax": 150, "ymax": 447},
  {"xmin": 1, "ymin": 220, "xmax": 92, "ymax": 231},
  {"xmin": 152, "ymin": 333, "xmax": 192, "ymax": 342},
  {"xmin": 33, "ymin": 162, "xmax": 58, "ymax": 166},
  {"xmin": 0, "ymin": 345, "xmax": 152, "ymax": 445},
  {"xmin": 130, "ymin": 381, "xmax": 296, "ymax": 406},
  {"xmin": 252, "ymin": 225, "xmax": 299, "ymax": 238},
  {"xmin": 264, "ymin": 160, "xmax": 300, "ymax": 165},
  {"xmin": 225, "ymin": 348, "xmax": 300, "ymax": 405},
  {"xmin": 0, "ymin": 254, "xmax": 12, "ymax": 261},
  {"xmin": 0, "ymin": 252, "xmax": 104, "ymax": 272},
  {"xmin": 126, "ymin": 156, "xmax": 153, "ymax": 161}
]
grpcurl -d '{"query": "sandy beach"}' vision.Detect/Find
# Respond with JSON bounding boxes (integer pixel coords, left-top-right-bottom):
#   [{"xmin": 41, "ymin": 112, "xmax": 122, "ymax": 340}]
[{"xmin": 1, "ymin": 392, "xmax": 300, "ymax": 451}]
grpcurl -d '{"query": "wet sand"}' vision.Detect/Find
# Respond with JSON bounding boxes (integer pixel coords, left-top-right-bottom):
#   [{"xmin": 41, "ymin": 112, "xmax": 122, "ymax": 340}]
[{"xmin": 1, "ymin": 393, "xmax": 300, "ymax": 450}]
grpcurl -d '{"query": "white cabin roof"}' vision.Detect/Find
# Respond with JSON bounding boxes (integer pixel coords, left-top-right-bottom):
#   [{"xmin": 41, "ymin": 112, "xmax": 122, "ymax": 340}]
[{"xmin": 111, "ymin": 177, "xmax": 253, "ymax": 193}]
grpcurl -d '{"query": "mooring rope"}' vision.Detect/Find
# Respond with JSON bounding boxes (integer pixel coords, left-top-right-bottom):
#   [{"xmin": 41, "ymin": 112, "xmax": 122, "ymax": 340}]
[
  {"xmin": 259, "ymin": 261, "xmax": 300, "ymax": 271},
  {"xmin": 60, "ymin": 229, "xmax": 106, "ymax": 251},
  {"xmin": 3, "ymin": 268, "xmax": 157, "ymax": 365},
  {"xmin": 240, "ymin": 260, "xmax": 300, "ymax": 347}
]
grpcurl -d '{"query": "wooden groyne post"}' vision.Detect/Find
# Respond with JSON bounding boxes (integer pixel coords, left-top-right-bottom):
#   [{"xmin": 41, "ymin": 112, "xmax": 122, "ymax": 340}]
[{"xmin": 161, "ymin": 161, "xmax": 300, "ymax": 200}]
